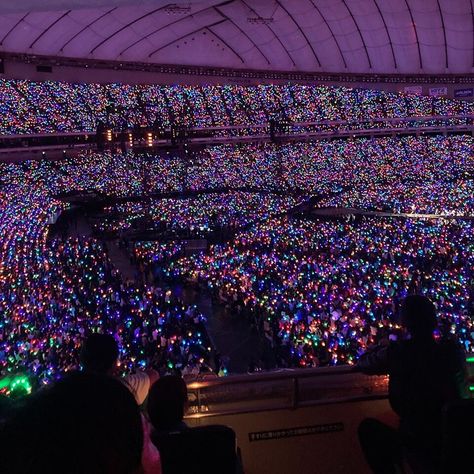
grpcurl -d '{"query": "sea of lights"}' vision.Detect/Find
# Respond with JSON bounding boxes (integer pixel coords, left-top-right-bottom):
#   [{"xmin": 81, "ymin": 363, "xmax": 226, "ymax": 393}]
[
  {"xmin": 0, "ymin": 132, "xmax": 473, "ymax": 385},
  {"xmin": 0, "ymin": 80, "xmax": 472, "ymax": 135}
]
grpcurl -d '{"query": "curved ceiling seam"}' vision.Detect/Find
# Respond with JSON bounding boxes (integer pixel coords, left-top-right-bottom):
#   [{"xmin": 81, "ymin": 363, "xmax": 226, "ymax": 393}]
[
  {"xmin": 147, "ymin": 19, "xmax": 227, "ymax": 58},
  {"xmin": 206, "ymin": 25, "xmax": 245, "ymax": 63},
  {"xmin": 118, "ymin": 0, "xmax": 234, "ymax": 57},
  {"xmin": 29, "ymin": 10, "xmax": 71, "ymax": 49},
  {"xmin": 435, "ymin": 0, "xmax": 448, "ymax": 68},
  {"xmin": 308, "ymin": 0, "xmax": 347, "ymax": 69},
  {"xmin": 89, "ymin": 5, "xmax": 172, "ymax": 55},
  {"xmin": 274, "ymin": 0, "xmax": 321, "ymax": 67},
  {"xmin": 59, "ymin": 7, "xmax": 117, "ymax": 52},
  {"xmin": 341, "ymin": 0, "xmax": 372, "ymax": 68},
  {"xmin": 403, "ymin": 0, "xmax": 423, "ymax": 69},
  {"xmin": 372, "ymin": 0, "xmax": 397, "ymax": 69},
  {"xmin": 239, "ymin": 0, "xmax": 296, "ymax": 67},
  {"xmin": 213, "ymin": 5, "xmax": 271, "ymax": 65},
  {"xmin": 1, "ymin": 12, "xmax": 29, "ymax": 45}
]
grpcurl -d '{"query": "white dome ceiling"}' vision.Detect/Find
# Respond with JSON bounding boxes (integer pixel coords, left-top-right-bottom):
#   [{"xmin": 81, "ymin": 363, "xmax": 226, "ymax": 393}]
[{"xmin": 0, "ymin": 0, "xmax": 472, "ymax": 74}]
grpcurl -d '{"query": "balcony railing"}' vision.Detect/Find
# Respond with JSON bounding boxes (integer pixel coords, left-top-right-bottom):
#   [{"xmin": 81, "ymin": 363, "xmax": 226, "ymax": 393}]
[{"xmin": 185, "ymin": 366, "xmax": 388, "ymax": 419}]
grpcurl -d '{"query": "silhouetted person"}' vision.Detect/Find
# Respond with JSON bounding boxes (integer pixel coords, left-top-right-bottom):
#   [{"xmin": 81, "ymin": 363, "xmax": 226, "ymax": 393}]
[
  {"xmin": 357, "ymin": 295, "xmax": 466, "ymax": 473},
  {"xmin": 80, "ymin": 333, "xmax": 158, "ymax": 405},
  {"xmin": 147, "ymin": 376, "xmax": 241, "ymax": 474},
  {"xmin": 0, "ymin": 373, "xmax": 143, "ymax": 474},
  {"xmin": 80, "ymin": 335, "xmax": 162, "ymax": 473},
  {"xmin": 147, "ymin": 375, "xmax": 188, "ymax": 435}
]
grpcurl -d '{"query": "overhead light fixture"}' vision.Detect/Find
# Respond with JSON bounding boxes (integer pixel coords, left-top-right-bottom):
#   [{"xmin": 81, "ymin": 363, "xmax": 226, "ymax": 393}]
[
  {"xmin": 165, "ymin": 3, "xmax": 191, "ymax": 14},
  {"xmin": 247, "ymin": 17, "xmax": 274, "ymax": 24}
]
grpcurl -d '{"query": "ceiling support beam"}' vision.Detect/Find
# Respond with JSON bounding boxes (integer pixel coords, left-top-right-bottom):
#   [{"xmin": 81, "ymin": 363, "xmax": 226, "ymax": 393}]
[
  {"xmin": 309, "ymin": 0, "xmax": 347, "ymax": 69},
  {"xmin": 373, "ymin": 0, "xmax": 397, "ymax": 69},
  {"xmin": 60, "ymin": 8, "xmax": 117, "ymax": 52},
  {"xmin": 341, "ymin": 0, "xmax": 372, "ymax": 69},
  {"xmin": 274, "ymin": 0, "xmax": 321, "ymax": 68}
]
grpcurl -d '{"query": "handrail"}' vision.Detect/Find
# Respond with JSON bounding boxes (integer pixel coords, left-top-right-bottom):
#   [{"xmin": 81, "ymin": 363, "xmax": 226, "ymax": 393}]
[
  {"xmin": 185, "ymin": 365, "xmax": 389, "ymax": 418},
  {"xmin": 187, "ymin": 365, "xmax": 358, "ymax": 390}
]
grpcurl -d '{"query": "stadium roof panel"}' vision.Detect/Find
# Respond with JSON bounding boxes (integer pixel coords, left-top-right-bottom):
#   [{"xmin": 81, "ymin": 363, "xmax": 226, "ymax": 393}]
[{"xmin": 0, "ymin": 0, "xmax": 472, "ymax": 74}]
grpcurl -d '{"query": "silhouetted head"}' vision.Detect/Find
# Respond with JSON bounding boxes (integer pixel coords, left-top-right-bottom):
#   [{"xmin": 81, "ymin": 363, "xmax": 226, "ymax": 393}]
[
  {"xmin": 80, "ymin": 333, "xmax": 119, "ymax": 375},
  {"xmin": 400, "ymin": 295, "xmax": 437, "ymax": 339},
  {"xmin": 0, "ymin": 372, "xmax": 143, "ymax": 474},
  {"xmin": 147, "ymin": 375, "xmax": 188, "ymax": 431}
]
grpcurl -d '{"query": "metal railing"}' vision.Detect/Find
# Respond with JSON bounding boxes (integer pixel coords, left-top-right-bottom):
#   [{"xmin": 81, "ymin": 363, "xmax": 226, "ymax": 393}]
[{"xmin": 185, "ymin": 365, "xmax": 388, "ymax": 419}]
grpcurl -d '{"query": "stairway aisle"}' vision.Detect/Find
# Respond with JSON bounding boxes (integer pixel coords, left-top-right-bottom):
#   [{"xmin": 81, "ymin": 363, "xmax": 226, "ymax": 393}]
[{"xmin": 175, "ymin": 285, "xmax": 264, "ymax": 374}]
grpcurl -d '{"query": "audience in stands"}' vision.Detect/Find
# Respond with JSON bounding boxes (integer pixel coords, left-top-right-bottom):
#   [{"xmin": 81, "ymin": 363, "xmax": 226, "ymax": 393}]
[
  {"xmin": 1, "ymin": 135, "xmax": 473, "ymax": 382},
  {"xmin": 171, "ymin": 216, "xmax": 473, "ymax": 370},
  {"xmin": 357, "ymin": 295, "xmax": 467, "ymax": 473},
  {"xmin": 1, "ymin": 80, "xmax": 470, "ymax": 136}
]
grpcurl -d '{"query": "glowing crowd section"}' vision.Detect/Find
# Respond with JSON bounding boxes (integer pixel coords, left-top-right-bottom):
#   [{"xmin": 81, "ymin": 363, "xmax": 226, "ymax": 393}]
[
  {"xmin": 0, "ymin": 161, "xmax": 213, "ymax": 384},
  {"xmin": 167, "ymin": 217, "xmax": 473, "ymax": 367},
  {"xmin": 0, "ymin": 100, "xmax": 473, "ymax": 382},
  {"xmin": 96, "ymin": 193, "xmax": 301, "ymax": 235},
  {"xmin": 0, "ymin": 79, "xmax": 473, "ymax": 135},
  {"xmin": 56, "ymin": 135, "xmax": 474, "ymax": 214}
]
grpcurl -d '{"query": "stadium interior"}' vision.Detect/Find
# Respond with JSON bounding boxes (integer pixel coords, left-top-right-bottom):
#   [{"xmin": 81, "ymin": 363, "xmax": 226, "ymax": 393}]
[{"xmin": 0, "ymin": 1, "xmax": 473, "ymax": 473}]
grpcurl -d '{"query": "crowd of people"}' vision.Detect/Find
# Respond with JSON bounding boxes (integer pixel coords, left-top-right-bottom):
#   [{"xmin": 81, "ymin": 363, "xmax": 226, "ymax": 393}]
[
  {"xmin": 0, "ymin": 331, "xmax": 240, "ymax": 474},
  {"xmin": 0, "ymin": 167, "xmax": 214, "ymax": 386},
  {"xmin": 0, "ymin": 79, "xmax": 472, "ymax": 135},
  {"xmin": 0, "ymin": 130, "xmax": 473, "ymax": 382},
  {"xmin": 167, "ymin": 216, "xmax": 474, "ymax": 368},
  {"xmin": 94, "ymin": 192, "xmax": 301, "ymax": 238},
  {"xmin": 49, "ymin": 135, "xmax": 473, "ymax": 209},
  {"xmin": 3, "ymin": 64, "xmax": 474, "ymax": 474}
]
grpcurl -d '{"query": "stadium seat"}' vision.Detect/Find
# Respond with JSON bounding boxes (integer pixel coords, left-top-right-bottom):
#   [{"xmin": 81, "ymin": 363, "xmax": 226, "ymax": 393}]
[{"xmin": 151, "ymin": 424, "xmax": 238, "ymax": 474}]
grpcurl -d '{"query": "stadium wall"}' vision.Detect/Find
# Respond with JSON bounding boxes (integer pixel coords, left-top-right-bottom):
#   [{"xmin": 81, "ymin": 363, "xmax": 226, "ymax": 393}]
[{"xmin": 188, "ymin": 398, "xmax": 391, "ymax": 474}]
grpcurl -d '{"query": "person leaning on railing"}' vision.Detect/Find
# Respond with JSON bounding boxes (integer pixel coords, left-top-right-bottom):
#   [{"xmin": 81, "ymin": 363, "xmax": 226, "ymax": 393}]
[{"xmin": 355, "ymin": 295, "xmax": 467, "ymax": 474}]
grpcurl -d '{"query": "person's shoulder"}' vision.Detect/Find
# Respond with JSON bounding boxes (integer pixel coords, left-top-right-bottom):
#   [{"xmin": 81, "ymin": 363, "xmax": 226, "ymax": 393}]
[
  {"xmin": 386, "ymin": 339, "xmax": 415, "ymax": 367},
  {"xmin": 125, "ymin": 371, "xmax": 149, "ymax": 384},
  {"xmin": 436, "ymin": 338, "xmax": 466, "ymax": 362},
  {"xmin": 122, "ymin": 372, "xmax": 151, "ymax": 405}
]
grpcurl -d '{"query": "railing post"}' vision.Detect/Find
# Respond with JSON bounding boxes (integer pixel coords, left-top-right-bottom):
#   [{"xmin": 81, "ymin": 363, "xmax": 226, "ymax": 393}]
[
  {"xmin": 197, "ymin": 388, "xmax": 202, "ymax": 413},
  {"xmin": 292, "ymin": 377, "xmax": 299, "ymax": 410}
]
